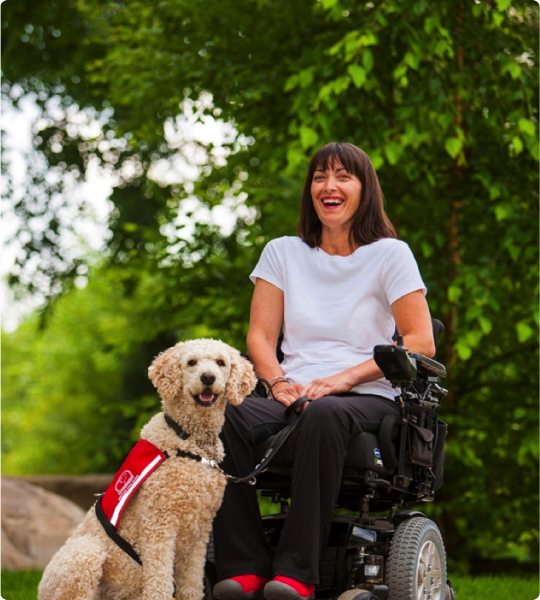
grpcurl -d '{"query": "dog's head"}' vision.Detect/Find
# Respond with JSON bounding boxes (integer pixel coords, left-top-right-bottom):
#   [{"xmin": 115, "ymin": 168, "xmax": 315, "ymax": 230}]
[{"xmin": 148, "ymin": 339, "xmax": 256, "ymax": 413}]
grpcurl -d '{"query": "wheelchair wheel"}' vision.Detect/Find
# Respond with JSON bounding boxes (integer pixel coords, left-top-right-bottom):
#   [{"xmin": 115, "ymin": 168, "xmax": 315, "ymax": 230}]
[{"xmin": 386, "ymin": 517, "xmax": 447, "ymax": 600}]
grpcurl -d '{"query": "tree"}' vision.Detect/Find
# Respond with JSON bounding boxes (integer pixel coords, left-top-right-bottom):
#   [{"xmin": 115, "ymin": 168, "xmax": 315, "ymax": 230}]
[{"xmin": 2, "ymin": 0, "xmax": 538, "ymax": 568}]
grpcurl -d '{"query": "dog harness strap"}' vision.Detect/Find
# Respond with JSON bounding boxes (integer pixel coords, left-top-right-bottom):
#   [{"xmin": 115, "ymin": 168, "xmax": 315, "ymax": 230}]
[
  {"xmin": 100, "ymin": 439, "xmax": 167, "ymax": 527},
  {"xmin": 164, "ymin": 413, "xmax": 190, "ymax": 440},
  {"xmin": 95, "ymin": 497, "xmax": 143, "ymax": 566}
]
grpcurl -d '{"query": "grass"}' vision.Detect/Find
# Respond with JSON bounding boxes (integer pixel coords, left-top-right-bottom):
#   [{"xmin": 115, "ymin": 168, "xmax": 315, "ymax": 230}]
[
  {"xmin": 450, "ymin": 575, "xmax": 539, "ymax": 599},
  {"xmin": 1, "ymin": 569, "xmax": 42, "ymax": 600},
  {"xmin": 1, "ymin": 570, "xmax": 538, "ymax": 600}
]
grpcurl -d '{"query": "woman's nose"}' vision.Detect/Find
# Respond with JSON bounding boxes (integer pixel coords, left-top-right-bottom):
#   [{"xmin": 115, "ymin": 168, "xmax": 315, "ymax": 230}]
[{"xmin": 324, "ymin": 177, "xmax": 337, "ymax": 191}]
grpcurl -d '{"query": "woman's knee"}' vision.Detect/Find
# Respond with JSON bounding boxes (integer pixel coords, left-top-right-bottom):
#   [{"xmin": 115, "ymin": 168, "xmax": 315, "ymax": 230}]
[{"xmin": 299, "ymin": 397, "xmax": 349, "ymax": 431}]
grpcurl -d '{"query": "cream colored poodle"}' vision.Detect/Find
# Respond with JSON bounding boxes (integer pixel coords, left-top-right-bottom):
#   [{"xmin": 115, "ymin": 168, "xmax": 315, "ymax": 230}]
[{"xmin": 38, "ymin": 338, "xmax": 256, "ymax": 600}]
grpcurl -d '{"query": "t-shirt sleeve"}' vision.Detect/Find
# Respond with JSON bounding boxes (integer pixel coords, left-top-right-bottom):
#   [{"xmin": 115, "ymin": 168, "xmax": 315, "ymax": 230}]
[
  {"xmin": 382, "ymin": 241, "xmax": 427, "ymax": 305},
  {"xmin": 249, "ymin": 239, "xmax": 284, "ymax": 290}
]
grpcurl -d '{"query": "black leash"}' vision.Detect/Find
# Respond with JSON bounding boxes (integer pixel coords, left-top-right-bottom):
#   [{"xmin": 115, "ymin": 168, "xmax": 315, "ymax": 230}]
[
  {"xmin": 224, "ymin": 397, "xmax": 311, "ymax": 485},
  {"xmin": 94, "ymin": 401, "xmax": 311, "ymax": 567}
]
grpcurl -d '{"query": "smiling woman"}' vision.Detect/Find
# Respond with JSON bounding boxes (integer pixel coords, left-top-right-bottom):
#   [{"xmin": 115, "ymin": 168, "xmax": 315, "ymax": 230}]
[
  {"xmin": 212, "ymin": 142, "xmax": 435, "ymax": 600},
  {"xmin": 298, "ymin": 142, "xmax": 397, "ymax": 254}
]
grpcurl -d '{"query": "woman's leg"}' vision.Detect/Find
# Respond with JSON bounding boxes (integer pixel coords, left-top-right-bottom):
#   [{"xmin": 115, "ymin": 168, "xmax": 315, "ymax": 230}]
[
  {"xmin": 272, "ymin": 394, "xmax": 399, "ymax": 584},
  {"xmin": 213, "ymin": 396, "xmax": 297, "ymax": 580}
]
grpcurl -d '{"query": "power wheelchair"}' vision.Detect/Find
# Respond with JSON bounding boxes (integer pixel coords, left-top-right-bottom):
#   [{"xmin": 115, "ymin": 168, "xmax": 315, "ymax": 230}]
[{"xmin": 206, "ymin": 320, "xmax": 455, "ymax": 600}]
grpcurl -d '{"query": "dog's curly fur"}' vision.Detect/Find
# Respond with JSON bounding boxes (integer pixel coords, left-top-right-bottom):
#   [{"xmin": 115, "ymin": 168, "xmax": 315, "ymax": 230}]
[{"xmin": 38, "ymin": 339, "xmax": 256, "ymax": 600}]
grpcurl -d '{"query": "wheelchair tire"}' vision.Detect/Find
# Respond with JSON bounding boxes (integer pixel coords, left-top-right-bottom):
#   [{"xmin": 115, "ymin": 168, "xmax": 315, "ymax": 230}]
[
  {"xmin": 336, "ymin": 590, "xmax": 375, "ymax": 600},
  {"xmin": 386, "ymin": 517, "xmax": 447, "ymax": 600}
]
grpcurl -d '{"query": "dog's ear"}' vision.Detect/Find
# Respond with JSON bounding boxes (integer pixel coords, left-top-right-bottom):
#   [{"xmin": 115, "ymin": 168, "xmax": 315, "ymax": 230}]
[
  {"xmin": 225, "ymin": 349, "xmax": 257, "ymax": 405},
  {"xmin": 148, "ymin": 344, "xmax": 184, "ymax": 402}
]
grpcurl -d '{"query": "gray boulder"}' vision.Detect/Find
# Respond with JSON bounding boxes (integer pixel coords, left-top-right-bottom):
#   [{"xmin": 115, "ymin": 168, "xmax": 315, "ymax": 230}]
[{"xmin": 2, "ymin": 477, "xmax": 86, "ymax": 570}]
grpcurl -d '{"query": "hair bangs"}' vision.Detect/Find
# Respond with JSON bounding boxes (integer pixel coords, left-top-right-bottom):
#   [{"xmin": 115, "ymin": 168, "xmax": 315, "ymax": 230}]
[{"xmin": 309, "ymin": 142, "xmax": 361, "ymax": 178}]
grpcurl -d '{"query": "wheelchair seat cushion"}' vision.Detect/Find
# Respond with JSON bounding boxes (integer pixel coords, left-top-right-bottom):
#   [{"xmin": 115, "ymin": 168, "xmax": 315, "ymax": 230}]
[{"xmin": 255, "ymin": 431, "xmax": 395, "ymax": 476}]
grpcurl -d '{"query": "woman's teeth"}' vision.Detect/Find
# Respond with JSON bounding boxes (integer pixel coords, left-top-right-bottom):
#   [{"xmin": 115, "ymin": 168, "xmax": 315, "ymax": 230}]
[{"xmin": 322, "ymin": 199, "xmax": 344, "ymax": 206}]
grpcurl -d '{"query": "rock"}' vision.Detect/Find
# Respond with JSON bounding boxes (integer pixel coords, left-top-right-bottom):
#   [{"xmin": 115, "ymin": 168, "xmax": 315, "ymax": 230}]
[
  {"xmin": 1, "ymin": 477, "xmax": 86, "ymax": 570},
  {"xmin": 17, "ymin": 474, "xmax": 113, "ymax": 510}
]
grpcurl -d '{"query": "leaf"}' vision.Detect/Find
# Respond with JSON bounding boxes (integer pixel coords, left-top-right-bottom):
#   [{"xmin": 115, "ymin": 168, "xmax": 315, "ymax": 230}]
[
  {"xmin": 494, "ymin": 205, "xmax": 509, "ymax": 221},
  {"xmin": 284, "ymin": 74, "xmax": 299, "ymax": 92},
  {"xmin": 448, "ymin": 285, "xmax": 462, "ymax": 302},
  {"xmin": 445, "ymin": 137, "xmax": 463, "ymax": 159},
  {"xmin": 300, "ymin": 127, "xmax": 319, "ymax": 149},
  {"xmin": 347, "ymin": 64, "xmax": 367, "ymax": 89},
  {"xmin": 362, "ymin": 49, "xmax": 374, "ymax": 72},
  {"xmin": 512, "ymin": 136, "xmax": 524, "ymax": 155},
  {"xmin": 299, "ymin": 69, "xmax": 314, "ymax": 88},
  {"xmin": 518, "ymin": 118, "xmax": 536, "ymax": 137},
  {"xmin": 516, "ymin": 322, "xmax": 534, "ymax": 343},
  {"xmin": 383, "ymin": 141, "xmax": 404, "ymax": 165},
  {"xmin": 321, "ymin": 0, "xmax": 339, "ymax": 8},
  {"xmin": 456, "ymin": 340, "xmax": 472, "ymax": 361},
  {"xmin": 478, "ymin": 316, "xmax": 493, "ymax": 335},
  {"xmin": 404, "ymin": 51, "xmax": 420, "ymax": 70},
  {"xmin": 495, "ymin": 0, "xmax": 511, "ymax": 11}
]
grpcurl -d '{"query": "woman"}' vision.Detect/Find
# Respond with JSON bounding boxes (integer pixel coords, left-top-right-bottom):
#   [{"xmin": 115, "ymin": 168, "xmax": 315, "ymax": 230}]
[{"xmin": 212, "ymin": 142, "xmax": 435, "ymax": 600}]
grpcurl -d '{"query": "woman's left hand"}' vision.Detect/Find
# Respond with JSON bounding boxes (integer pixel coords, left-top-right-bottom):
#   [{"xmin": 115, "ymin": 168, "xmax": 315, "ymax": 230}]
[{"xmin": 302, "ymin": 371, "xmax": 356, "ymax": 401}]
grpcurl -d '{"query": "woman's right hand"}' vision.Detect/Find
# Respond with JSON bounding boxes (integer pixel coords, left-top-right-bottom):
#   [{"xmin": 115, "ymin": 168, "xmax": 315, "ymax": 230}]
[{"xmin": 272, "ymin": 381, "xmax": 305, "ymax": 407}]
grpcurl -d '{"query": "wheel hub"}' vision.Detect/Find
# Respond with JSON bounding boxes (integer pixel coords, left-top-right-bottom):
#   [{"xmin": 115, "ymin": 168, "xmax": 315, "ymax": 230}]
[{"xmin": 417, "ymin": 540, "xmax": 443, "ymax": 600}]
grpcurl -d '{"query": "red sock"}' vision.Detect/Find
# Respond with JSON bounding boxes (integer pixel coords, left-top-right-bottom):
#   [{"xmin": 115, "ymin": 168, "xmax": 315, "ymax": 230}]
[
  {"xmin": 273, "ymin": 576, "xmax": 315, "ymax": 597},
  {"xmin": 230, "ymin": 574, "xmax": 271, "ymax": 593}
]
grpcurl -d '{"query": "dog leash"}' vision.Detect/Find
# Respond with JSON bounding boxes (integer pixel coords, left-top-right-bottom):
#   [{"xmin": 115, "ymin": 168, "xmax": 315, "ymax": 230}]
[
  {"xmin": 165, "ymin": 401, "xmax": 311, "ymax": 485},
  {"xmin": 222, "ymin": 397, "xmax": 311, "ymax": 485},
  {"xmin": 94, "ymin": 401, "xmax": 311, "ymax": 568}
]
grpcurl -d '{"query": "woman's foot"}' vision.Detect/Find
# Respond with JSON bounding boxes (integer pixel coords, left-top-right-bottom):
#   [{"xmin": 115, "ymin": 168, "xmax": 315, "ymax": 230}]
[
  {"xmin": 214, "ymin": 575, "xmax": 272, "ymax": 600},
  {"xmin": 264, "ymin": 576, "xmax": 316, "ymax": 600}
]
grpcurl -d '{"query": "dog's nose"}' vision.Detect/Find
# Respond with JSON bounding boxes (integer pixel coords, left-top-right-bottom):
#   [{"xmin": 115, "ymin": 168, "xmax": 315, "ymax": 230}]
[{"xmin": 200, "ymin": 372, "xmax": 216, "ymax": 386}]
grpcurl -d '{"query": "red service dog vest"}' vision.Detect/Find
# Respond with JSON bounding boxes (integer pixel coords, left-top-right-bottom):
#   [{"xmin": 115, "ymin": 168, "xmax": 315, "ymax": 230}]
[{"xmin": 101, "ymin": 439, "xmax": 166, "ymax": 527}]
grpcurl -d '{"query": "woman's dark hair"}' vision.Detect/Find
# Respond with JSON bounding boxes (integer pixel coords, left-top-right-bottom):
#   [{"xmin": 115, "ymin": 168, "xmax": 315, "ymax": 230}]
[{"xmin": 297, "ymin": 142, "xmax": 397, "ymax": 248}]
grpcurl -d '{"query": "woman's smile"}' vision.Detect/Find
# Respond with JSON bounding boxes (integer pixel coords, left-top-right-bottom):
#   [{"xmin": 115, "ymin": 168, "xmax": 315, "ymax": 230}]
[{"xmin": 311, "ymin": 163, "xmax": 361, "ymax": 228}]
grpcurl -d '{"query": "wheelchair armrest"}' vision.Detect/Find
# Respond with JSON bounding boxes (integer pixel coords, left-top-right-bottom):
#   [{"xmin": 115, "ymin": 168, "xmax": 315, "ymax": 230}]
[
  {"xmin": 409, "ymin": 353, "xmax": 447, "ymax": 378},
  {"xmin": 373, "ymin": 345, "xmax": 417, "ymax": 386}
]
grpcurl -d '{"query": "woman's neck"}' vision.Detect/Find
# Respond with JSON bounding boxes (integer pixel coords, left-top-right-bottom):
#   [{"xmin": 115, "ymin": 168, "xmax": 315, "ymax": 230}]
[{"xmin": 320, "ymin": 228, "xmax": 360, "ymax": 256}]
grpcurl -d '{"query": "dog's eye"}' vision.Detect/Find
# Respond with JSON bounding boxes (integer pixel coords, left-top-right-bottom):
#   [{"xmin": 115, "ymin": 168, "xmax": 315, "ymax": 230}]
[
  {"xmin": 216, "ymin": 359, "xmax": 226, "ymax": 367},
  {"xmin": 187, "ymin": 359, "xmax": 197, "ymax": 367}
]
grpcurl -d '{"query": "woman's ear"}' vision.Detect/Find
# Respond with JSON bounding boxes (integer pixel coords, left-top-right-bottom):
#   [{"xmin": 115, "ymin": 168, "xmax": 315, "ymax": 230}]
[
  {"xmin": 225, "ymin": 349, "xmax": 257, "ymax": 405},
  {"xmin": 148, "ymin": 343, "xmax": 184, "ymax": 403}
]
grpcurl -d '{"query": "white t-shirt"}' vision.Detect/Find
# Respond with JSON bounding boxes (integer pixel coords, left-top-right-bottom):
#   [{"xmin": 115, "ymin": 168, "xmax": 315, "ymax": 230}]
[{"xmin": 249, "ymin": 236, "xmax": 426, "ymax": 400}]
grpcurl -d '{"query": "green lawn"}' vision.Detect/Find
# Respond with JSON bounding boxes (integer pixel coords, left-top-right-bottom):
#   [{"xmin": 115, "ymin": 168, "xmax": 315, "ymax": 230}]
[
  {"xmin": 451, "ymin": 575, "xmax": 539, "ymax": 599},
  {"xmin": 2, "ymin": 570, "xmax": 538, "ymax": 600},
  {"xmin": 2, "ymin": 570, "xmax": 42, "ymax": 600}
]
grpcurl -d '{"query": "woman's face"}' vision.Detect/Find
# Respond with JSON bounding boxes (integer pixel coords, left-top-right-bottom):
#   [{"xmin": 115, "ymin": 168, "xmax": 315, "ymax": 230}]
[{"xmin": 310, "ymin": 162, "xmax": 362, "ymax": 233}]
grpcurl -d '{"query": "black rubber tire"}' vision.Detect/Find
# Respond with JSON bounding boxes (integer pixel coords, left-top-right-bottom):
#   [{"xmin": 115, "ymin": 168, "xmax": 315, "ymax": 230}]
[{"xmin": 386, "ymin": 517, "xmax": 447, "ymax": 600}]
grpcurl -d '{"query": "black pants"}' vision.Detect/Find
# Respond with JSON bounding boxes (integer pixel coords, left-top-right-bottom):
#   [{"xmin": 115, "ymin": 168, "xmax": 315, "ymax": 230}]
[{"xmin": 213, "ymin": 393, "xmax": 399, "ymax": 584}]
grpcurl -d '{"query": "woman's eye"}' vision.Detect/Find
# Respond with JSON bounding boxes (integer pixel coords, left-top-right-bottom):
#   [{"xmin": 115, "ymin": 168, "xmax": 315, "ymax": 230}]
[
  {"xmin": 216, "ymin": 359, "xmax": 226, "ymax": 367},
  {"xmin": 187, "ymin": 359, "xmax": 197, "ymax": 367}
]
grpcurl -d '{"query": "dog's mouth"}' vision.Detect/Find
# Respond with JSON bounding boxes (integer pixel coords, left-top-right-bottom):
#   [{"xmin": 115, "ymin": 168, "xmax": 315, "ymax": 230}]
[{"xmin": 192, "ymin": 389, "xmax": 219, "ymax": 408}]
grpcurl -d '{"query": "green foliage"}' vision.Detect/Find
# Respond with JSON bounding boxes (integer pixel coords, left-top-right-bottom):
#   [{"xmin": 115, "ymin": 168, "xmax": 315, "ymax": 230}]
[{"xmin": 2, "ymin": 0, "xmax": 538, "ymax": 570}]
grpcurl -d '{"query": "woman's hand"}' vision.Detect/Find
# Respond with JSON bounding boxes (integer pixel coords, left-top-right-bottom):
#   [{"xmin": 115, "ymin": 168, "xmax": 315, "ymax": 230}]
[
  {"xmin": 301, "ymin": 371, "xmax": 356, "ymax": 401},
  {"xmin": 272, "ymin": 381, "xmax": 305, "ymax": 407}
]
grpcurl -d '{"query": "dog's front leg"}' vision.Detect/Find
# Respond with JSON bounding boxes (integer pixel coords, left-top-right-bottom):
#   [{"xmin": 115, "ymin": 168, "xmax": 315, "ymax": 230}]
[
  {"xmin": 173, "ymin": 526, "xmax": 212, "ymax": 600},
  {"xmin": 139, "ymin": 529, "xmax": 176, "ymax": 600}
]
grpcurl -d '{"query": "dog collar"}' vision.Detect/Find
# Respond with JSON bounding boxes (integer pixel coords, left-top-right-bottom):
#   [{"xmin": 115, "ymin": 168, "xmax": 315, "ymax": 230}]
[{"xmin": 164, "ymin": 413, "xmax": 190, "ymax": 440}]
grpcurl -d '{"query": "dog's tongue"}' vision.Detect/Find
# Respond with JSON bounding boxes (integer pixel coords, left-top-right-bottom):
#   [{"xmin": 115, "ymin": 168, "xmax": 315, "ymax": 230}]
[{"xmin": 200, "ymin": 393, "xmax": 215, "ymax": 403}]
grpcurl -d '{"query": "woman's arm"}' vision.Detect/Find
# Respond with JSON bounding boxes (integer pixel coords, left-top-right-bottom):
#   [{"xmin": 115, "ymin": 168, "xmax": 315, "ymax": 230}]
[
  {"xmin": 247, "ymin": 279, "xmax": 303, "ymax": 406},
  {"xmin": 301, "ymin": 289, "xmax": 435, "ymax": 401}
]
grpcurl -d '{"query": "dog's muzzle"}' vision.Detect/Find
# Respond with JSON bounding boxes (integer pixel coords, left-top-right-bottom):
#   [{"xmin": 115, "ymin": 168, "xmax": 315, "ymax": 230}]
[{"xmin": 192, "ymin": 388, "xmax": 219, "ymax": 407}]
